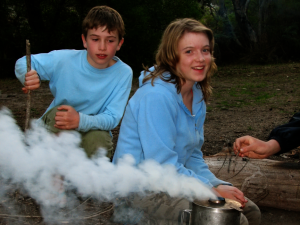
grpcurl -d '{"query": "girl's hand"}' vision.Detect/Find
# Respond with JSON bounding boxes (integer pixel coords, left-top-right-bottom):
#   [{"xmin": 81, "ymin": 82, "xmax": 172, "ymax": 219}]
[
  {"xmin": 22, "ymin": 70, "xmax": 40, "ymax": 93},
  {"xmin": 212, "ymin": 185, "xmax": 247, "ymax": 207},
  {"xmin": 54, "ymin": 105, "xmax": 80, "ymax": 130}
]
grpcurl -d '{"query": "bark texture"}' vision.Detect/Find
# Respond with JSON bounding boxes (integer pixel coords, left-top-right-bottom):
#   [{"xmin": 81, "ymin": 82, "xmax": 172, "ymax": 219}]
[
  {"xmin": 204, "ymin": 153, "xmax": 300, "ymax": 211},
  {"xmin": 231, "ymin": 0, "xmax": 257, "ymax": 48}
]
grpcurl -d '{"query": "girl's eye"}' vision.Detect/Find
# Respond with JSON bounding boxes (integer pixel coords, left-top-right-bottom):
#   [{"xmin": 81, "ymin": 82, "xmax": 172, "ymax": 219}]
[
  {"xmin": 203, "ymin": 49, "xmax": 210, "ymax": 53},
  {"xmin": 185, "ymin": 50, "xmax": 192, "ymax": 54}
]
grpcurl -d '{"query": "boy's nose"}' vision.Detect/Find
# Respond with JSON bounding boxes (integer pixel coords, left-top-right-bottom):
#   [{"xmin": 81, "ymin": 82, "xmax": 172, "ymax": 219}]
[{"xmin": 98, "ymin": 41, "xmax": 107, "ymax": 50}]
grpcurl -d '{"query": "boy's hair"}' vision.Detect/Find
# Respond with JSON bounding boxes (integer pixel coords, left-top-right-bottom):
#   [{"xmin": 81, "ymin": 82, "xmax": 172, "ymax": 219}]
[
  {"xmin": 143, "ymin": 18, "xmax": 217, "ymax": 103},
  {"xmin": 82, "ymin": 6, "xmax": 125, "ymax": 41}
]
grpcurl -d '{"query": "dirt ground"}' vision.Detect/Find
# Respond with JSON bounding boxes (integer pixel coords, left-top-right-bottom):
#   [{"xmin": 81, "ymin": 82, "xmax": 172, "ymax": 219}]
[{"xmin": 0, "ymin": 62, "xmax": 300, "ymax": 224}]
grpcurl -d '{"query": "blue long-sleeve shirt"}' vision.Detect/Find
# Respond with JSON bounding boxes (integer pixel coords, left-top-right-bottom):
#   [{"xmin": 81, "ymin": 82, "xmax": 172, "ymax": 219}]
[
  {"xmin": 15, "ymin": 50, "xmax": 133, "ymax": 132},
  {"xmin": 113, "ymin": 69, "xmax": 230, "ymax": 188}
]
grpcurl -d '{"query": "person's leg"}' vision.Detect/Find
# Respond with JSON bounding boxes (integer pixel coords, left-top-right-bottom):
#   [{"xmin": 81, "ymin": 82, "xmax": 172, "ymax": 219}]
[
  {"xmin": 80, "ymin": 130, "xmax": 113, "ymax": 158},
  {"xmin": 240, "ymin": 213, "xmax": 249, "ymax": 225},
  {"xmin": 41, "ymin": 106, "xmax": 64, "ymax": 133},
  {"xmin": 113, "ymin": 193, "xmax": 190, "ymax": 225},
  {"xmin": 41, "ymin": 106, "xmax": 113, "ymax": 158},
  {"xmin": 241, "ymin": 197, "xmax": 261, "ymax": 225}
]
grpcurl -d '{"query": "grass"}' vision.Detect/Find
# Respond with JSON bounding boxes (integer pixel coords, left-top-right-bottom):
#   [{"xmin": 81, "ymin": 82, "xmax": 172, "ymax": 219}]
[
  {"xmin": 210, "ymin": 63, "xmax": 300, "ymax": 110},
  {"xmin": 131, "ymin": 63, "xmax": 300, "ymax": 112}
]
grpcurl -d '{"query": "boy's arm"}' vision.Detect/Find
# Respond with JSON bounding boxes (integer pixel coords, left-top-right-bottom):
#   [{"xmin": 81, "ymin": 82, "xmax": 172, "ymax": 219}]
[
  {"xmin": 77, "ymin": 71, "xmax": 133, "ymax": 132},
  {"xmin": 15, "ymin": 51, "xmax": 56, "ymax": 84},
  {"xmin": 234, "ymin": 112, "xmax": 300, "ymax": 158},
  {"xmin": 268, "ymin": 116, "xmax": 300, "ymax": 154}
]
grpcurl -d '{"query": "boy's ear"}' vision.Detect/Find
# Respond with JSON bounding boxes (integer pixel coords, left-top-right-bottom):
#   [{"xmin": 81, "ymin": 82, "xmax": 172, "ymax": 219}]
[
  {"xmin": 82, "ymin": 34, "xmax": 87, "ymax": 48},
  {"xmin": 116, "ymin": 38, "xmax": 124, "ymax": 51}
]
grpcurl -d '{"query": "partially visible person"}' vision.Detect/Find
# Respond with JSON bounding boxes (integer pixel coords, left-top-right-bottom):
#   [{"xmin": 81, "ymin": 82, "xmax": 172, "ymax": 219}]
[
  {"xmin": 15, "ymin": 6, "xmax": 133, "ymax": 159},
  {"xmin": 112, "ymin": 18, "xmax": 260, "ymax": 225},
  {"xmin": 234, "ymin": 111, "xmax": 300, "ymax": 159}
]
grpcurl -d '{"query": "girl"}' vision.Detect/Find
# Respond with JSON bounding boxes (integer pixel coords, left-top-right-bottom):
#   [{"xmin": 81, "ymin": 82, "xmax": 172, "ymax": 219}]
[{"xmin": 113, "ymin": 18, "xmax": 260, "ymax": 225}]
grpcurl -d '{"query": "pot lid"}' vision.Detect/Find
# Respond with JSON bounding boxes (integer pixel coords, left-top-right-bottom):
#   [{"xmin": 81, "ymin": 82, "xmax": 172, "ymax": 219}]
[{"xmin": 193, "ymin": 197, "xmax": 243, "ymax": 211}]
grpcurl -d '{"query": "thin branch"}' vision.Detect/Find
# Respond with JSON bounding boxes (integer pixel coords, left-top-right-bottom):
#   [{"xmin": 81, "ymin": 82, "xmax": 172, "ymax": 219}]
[
  {"xmin": 0, "ymin": 205, "xmax": 114, "ymax": 221},
  {"xmin": 64, "ymin": 197, "xmax": 91, "ymax": 216},
  {"xmin": 25, "ymin": 39, "xmax": 31, "ymax": 130}
]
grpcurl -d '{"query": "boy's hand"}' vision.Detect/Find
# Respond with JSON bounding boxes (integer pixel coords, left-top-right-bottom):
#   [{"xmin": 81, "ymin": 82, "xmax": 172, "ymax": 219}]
[
  {"xmin": 54, "ymin": 105, "xmax": 80, "ymax": 130},
  {"xmin": 212, "ymin": 185, "xmax": 247, "ymax": 207},
  {"xmin": 233, "ymin": 136, "xmax": 281, "ymax": 159},
  {"xmin": 22, "ymin": 70, "xmax": 40, "ymax": 94}
]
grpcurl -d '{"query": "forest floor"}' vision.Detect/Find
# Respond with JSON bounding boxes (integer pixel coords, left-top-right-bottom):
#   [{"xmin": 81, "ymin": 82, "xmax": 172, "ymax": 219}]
[{"xmin": 0, "ymin": 62, "xmax": 300, "ymax": 224}]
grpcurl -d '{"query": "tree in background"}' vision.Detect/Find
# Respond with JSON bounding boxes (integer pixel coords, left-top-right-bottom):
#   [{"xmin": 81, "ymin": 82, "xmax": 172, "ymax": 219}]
[
  {"xmin": 1, "ymin": 0, "xmax": 300, "ymax": 78},
  {"xmin": 0, "ymin": 0, "xmax": 202, "ymax": 78},
  {"xmin": 199, "ymin": 0, "xmax": 300, "ymax": 63}
]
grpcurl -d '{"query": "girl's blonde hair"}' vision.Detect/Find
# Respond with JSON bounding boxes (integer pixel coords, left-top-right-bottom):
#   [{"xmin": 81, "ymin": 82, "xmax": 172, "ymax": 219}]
[{"xmin": 143, "ymin": 18, "xmax": 217, "ymax": 103}]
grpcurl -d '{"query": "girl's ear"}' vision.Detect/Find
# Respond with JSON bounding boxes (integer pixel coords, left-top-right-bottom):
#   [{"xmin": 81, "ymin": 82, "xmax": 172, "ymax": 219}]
[{"xmin": 82, "ymin": 34, "xmax": 87, "ymax": 48}]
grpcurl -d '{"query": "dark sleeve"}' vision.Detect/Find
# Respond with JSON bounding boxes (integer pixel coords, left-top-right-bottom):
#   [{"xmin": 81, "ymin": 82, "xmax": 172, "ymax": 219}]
[{"xmin": 268, "ymin": 112, "xmax": 300, "ymax": 154}]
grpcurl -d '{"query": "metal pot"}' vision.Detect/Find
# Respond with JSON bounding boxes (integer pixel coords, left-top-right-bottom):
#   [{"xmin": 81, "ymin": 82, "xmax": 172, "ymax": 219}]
[{"xmin": 180, "ymin": 197, "xmax": 242, "ymax": 225}]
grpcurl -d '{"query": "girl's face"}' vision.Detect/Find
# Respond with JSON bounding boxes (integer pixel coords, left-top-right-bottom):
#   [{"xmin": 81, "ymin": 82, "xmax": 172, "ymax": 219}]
[{"xmin": 176, "ymin": 32, "xmax": 211, "ymax": 86}]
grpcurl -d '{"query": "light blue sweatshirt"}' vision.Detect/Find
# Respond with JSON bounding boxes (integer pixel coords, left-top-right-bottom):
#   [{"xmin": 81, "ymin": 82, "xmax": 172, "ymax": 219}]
[
  {"xmin": 15, "ymin": 50, "xmax": 133, "ymax": 132},
  {"xmin": 113, "ymin": 68, "xmax": 230, "ymax": 188}
]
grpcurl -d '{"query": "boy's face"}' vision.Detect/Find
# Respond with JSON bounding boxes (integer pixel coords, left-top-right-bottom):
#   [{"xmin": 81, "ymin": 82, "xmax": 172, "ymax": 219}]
[{"xmin": 82, "ymin": 27, "xmax": 124, "ymax": 69}]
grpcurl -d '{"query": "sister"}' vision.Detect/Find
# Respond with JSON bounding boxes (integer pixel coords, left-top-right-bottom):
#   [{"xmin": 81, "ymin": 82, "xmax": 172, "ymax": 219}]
[{"xmin": 113, "ymin": 18, "xmax": 261, "ymax": 225}]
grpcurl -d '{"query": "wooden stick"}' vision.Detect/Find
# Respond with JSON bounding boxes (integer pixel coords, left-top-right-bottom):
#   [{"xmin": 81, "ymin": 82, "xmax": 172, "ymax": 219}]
[{"xmin": 25, "ymin": 40, "xmax": 31, "ymax": 130}]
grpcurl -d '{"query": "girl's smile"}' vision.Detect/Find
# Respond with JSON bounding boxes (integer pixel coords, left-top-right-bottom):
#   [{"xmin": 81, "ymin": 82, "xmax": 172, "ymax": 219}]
[{"xmin": 176, "ymin": 32, "xmax": 211, "ymax": 87}]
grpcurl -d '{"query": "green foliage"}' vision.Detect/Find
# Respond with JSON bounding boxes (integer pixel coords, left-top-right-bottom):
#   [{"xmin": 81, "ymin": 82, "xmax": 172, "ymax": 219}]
[
  {"xmin": 0, "ymin": 0, "xmax": 202, "ymax": 78},
  {"xmin": 265, "ymin": 0, "xmax": 300, "ymax": 60},
  {"xmin": 114, "ymin": 0, "xmax": 203, "ymax": 72},
  {"xmin": 199, "ymin": 0, "xmax": 300, "ymax": 63},
  {"xmin": 2, "ymin": 0, "xmax": 299, "ymax": 78}
]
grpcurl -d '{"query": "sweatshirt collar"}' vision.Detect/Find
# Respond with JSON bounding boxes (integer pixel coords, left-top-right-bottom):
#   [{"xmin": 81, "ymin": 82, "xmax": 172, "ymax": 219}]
[{"xmin": 140, "ymin": 67, "xmax": 205, "ymax": 118}]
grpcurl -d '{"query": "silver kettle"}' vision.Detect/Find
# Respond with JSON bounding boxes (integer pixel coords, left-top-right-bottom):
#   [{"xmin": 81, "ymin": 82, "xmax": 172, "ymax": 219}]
[{"xmin": 180, "ymin": 197, "xmax": 242, "ymax": 225}]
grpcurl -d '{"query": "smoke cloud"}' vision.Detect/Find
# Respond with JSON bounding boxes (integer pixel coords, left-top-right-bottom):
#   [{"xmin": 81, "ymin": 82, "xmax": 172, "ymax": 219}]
[{"xmin": 0, "ymin": 107, "xmax": 215, "ymax": 223}]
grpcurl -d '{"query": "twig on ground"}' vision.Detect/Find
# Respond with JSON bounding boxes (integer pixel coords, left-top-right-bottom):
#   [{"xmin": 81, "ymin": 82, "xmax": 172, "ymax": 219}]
[
  {"xmin": 0, "ymin": 214, "xmax": 41, "ymax": 218},
  {"xmin": 64, "ymin": 196, "xmax": 92, "ymax": 216},
  {"xmin": 81, "ymin": 204, "xmax": 114, "ymax": 219},
  {"xmin": 0, "ymin": 204, "xmax": 114, "ymax": 221}
]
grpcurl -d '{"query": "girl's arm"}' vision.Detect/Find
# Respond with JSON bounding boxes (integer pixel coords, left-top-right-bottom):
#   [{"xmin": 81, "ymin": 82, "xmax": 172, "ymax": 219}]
[{"xmin": 133, "ymin": 92, "xmax": 215, "ymax": 187}]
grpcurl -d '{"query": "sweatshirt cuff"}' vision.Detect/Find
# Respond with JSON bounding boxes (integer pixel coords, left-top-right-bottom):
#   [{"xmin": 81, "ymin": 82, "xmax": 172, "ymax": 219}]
[
  {"xmin": 78, "ymin": 112, "xmax": 88, "ymax": 132},
  {"xmin": 210, "ymin": 179, "xmax": 232, "ymax": 187}
]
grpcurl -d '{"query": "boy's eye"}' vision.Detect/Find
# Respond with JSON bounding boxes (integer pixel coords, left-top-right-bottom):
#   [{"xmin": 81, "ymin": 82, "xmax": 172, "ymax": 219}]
[
  {"xmin": 108, "ymin": 39, "xmax": 115, "ymax": 43},
  {"xmin": 92, "ymin": 39, "xmax": 98, "ymax": 42}
]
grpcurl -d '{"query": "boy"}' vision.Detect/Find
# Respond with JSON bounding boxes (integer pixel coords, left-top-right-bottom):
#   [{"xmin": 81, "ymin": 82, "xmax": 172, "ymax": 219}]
[{"xmin": 15, "ymin": 6, "xmax": 133, "ymax": 159}]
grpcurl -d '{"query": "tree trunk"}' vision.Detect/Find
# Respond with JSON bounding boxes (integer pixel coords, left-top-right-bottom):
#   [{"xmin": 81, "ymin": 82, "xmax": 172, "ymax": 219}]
[
  {"xmin": 204, "ymin": 154, "xmax": 300, "ymax": 211},
  {"xmin": 231, "ymin": 0, "xmax": 257, "ymax": 49},
  {"xmin": 258, "ymin": 0, "xmax": 273, "ymax": 44},
  {"xmin": 218, "ymin": 0, "xmax": 243, "ymax": 47}
]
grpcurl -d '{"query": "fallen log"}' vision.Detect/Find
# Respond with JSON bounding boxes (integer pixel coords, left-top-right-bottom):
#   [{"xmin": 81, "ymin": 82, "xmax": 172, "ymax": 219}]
[{"xmin": 204, "ymin": 153, "xmax": 300, "ymax": 211}]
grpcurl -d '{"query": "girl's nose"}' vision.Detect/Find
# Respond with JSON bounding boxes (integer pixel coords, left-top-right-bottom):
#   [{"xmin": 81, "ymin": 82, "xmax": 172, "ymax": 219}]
[{"xmin": 195, "ymin": 51, "xmax": 205, "ymax": 62}]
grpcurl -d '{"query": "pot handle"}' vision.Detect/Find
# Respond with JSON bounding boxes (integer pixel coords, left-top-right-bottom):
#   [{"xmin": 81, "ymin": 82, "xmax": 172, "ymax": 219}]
[{"xmin": 179, "ymin": 209, "xmax": 192, "ymax": 225}]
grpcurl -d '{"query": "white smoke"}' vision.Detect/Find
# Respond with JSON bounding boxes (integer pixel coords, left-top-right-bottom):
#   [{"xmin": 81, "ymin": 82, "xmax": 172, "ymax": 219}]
[{"xmin": 0, "ymin": 107, "xmax": 215, "ymax": 223}]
